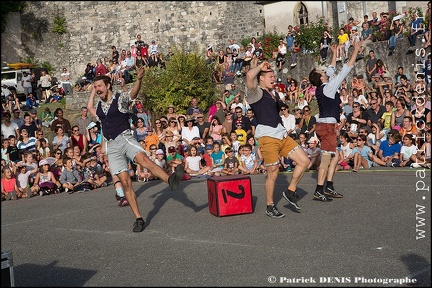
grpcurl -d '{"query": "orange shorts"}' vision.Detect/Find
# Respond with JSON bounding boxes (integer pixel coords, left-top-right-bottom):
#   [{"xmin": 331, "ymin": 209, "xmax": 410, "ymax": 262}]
[{"xmin": 257, "ymin": 135, "xmax": 299, "ymax": 166}]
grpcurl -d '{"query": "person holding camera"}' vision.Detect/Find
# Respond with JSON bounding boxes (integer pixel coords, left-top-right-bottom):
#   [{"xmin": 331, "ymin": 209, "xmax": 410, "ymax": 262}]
[{"xmin": 319, "ymin": 30, "xmax": 332, "ymax": 63}]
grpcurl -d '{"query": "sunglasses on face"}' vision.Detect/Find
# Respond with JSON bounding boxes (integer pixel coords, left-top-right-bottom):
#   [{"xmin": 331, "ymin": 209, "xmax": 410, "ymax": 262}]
[{"xmin": 357, "ymin": 138, "xmax": 364, "ymax": 141}]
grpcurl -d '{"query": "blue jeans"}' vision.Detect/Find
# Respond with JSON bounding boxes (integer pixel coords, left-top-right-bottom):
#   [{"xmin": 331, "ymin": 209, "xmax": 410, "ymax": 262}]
[{"xmin": 389, "ymin": 34, "xmax": 403, "ymax": 48}]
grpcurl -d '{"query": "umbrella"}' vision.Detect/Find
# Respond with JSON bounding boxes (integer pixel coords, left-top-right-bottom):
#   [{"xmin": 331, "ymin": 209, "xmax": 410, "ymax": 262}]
[
  {"xmin": 39, "ymin": 157, "xmax": 57, "ymax": 166},
  {"xmin": 393, "ymin": 15, "xmax": 404, "ymax": 21}
]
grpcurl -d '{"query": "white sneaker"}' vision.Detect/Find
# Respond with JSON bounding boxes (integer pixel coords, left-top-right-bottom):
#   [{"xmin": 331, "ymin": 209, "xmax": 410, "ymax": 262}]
[{"xmin": 410, "ymin": 163, "xmax": 421, "ymax": 168}]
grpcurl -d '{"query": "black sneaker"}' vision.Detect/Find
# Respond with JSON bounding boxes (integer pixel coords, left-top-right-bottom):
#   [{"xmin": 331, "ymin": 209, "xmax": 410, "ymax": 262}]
[
  {"xmin": 324, "ymin": 187, "xmax": 343, "ymax": 198},
  {"xmin": 132, "ymin": 218, "xmax": 145, "ymax": 233},
  {"xmin": 266, "ymin": 204, "xmax": 285, "ymax": 218},
  {"xmin": 168, "ymin": 164, "xmax": 185, "ymax": 191},
  {"xmin": 115, "ymin": 193, "xmax": 121, "ymax": 202},
  {"xmin": 313, "ymin": 191, "xmax": 333, "ymax": 202},
  {"xmin": 282, "ymin": 190, "xmax": 301, "ymax": 211}
]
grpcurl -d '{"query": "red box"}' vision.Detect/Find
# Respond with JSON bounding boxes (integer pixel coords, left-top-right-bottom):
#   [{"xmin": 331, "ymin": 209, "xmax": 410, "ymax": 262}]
[{"xmin": 207, "ymin": 175, "xmax": 253, "ymax": 217}]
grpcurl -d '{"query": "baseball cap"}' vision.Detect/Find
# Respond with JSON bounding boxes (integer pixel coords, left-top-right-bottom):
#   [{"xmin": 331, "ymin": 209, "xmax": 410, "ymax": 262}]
[
  {"xmin": 156, "ymin": 149, "xmax": 164, "ymax": 155},
  {"xmin": 168, "ymin": 146, "xmax": 176, "ymax": 153},
  {"xmin": 205, "ymin": 144, "xmax": 213, "ymax": 150},
  {"xmin": 30, "ymin": 108, "xmax": 37, "ymax": 114},
  {"xmin": 146, "ymin": 126, "xmax": 153, "ymax": 132},
  {"xmin": 351, "ymin": 26, "xmax": 357, "ymax": 31},
  {"xmin": 87, "ymin": 122, "xmax": 97, "ymax": 130},
  {"xmin": 307, "ymin": 136, "xmax": 320, "ymax": 144},
  {"xmin": 192, "ymin": 136, "xmax": 201, "ymax": 140},
  {"xmin": 136, "ymin": 103, "xmax": 143, "ymax": 109}
]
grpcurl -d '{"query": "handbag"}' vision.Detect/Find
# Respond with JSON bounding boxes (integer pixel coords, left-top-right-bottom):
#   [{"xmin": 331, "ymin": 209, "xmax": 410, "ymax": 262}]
[{"xmin": 73, "ymin": 181, "xmax": 94, "ymax": 192}]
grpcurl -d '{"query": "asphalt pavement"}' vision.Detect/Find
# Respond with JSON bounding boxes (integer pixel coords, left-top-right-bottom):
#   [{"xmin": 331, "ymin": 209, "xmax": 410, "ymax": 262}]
[{"xmin": 1, "ymin": 167, "xmax": 431, "ymax": 287}]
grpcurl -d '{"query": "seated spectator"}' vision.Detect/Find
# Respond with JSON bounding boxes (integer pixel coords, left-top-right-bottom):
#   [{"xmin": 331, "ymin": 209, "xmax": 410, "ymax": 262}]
[
  {"xmin": 238, "ymin": 143, "xmax": 258, "ymax": 175},
  {"xmin": 59, "ymin": 157, "xmax": 83, "ymax": 193},
  {"xmin": 52, "ymin": 126, "xmax": 70, "ymax": 154},
  {"xmin": 184, "ymin": 145, "xmax": 211, "ymax": 177},
  {"xmin": 390, "ymin": 97, "xmax": 412, "ymax": 129},
  {"xmin": 50, "ymin": 108, "xmax": 72, "ymax": 136},
  {"xmin": 181, "ymin": 116, "xmax": 200, "ymax": 148},
  {"xmin": 33, "ymin": 158, "xmax": 61, "ymax": 196},
  {"xmin": 369, "ymin": 132, "xmax": 402, "ymax": 167},
  {"xmin": 221, "ymin": 146, "xmax": 239, "ymax": 175},
  {"xmin": 23, "ymin": 93, "xmax": 38, "ymax": 110},
  {"xmin": 366, "ymin": 97, "xmax": 385, "ymax": 127},
  {"xmin": 406, "ymin": 12, "xmax": 425, "ymax": 53},
  {"xmin": 350, "ymin": 134, "xmax": 374, "ymax": 172},
  {"xmin": 337, "ymin": 132, "xmax": 355, "ymax": 170},
  {"xmin": 306, "ymin": 136, "xmax": 321, "ymax": 171},
  {"xmin": 399, "ymin": 116, "xmax": 418, "ymax": 137},
  {"xmin": 367, "ymin": 123, "xmax": 386, "ymax": 154},
  {"xmin": 392, "ymin": 134, "xmax": 418, "ymax": 167},
  {"xmin": 387, "ymin": 16, "xmax": 404, "ymax": 56}
]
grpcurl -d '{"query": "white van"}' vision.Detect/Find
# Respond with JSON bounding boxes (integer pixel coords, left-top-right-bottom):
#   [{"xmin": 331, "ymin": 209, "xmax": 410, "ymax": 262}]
[{"xmin": 1, "ymin": 67, "xmax": 31, "ymax": 100}]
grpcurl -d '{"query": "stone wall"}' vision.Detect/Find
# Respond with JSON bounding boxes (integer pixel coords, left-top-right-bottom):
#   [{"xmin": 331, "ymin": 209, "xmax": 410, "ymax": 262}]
[
  {"xmin": 1, "ymin": 1, "xmax": 265, "ymax": 84},
  {"xmin": 65, "ymin": 38, "xmax": 425, "ymax": 112}
]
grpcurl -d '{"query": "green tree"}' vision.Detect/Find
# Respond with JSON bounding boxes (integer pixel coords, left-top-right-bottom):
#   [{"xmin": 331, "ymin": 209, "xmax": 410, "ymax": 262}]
[
  {"xmin": 295, "ymin": 18, "xmax": 330, "ymax": 54},
  {"xmin": 140, "ymin": 47, "xmax": 217, "ymax": 118}
]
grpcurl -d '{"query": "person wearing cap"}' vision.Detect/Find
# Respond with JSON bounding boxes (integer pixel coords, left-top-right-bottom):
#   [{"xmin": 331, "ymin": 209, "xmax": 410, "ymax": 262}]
[
  {"xmin": 87, "ymin": 67, "xmax": 184, "ymax": 233},
  {"xmin": 296, "ymin": 93, "xmax": 308, "ymax": 110},
  {"xmin": 134, "ymin": 101, "xmax": 151, "ymax": 127},
  {"xmin": 166, "ymin": 105, "xmax": 178, "ymax": 120},
  {"xmin": 306, "ymin": 136, "xmax": 321, "ymax": 171},
  {"xmin": 308, "ymin": 38, "xmax": 363, "ymax": 201},
  {"xmin": 154, "ymin": 148, "xmax": 168, "ymax": 172},
  {"xmin": 181, "ymin": 115, "xmax": 200, "ymax": 148},
  {"xmin": 246, "ymin": 61, "xmax": 310, "ymax": 218},
  {"xmin": 387, "ymin": 16, "xmax": 404, "ymax": 56}
]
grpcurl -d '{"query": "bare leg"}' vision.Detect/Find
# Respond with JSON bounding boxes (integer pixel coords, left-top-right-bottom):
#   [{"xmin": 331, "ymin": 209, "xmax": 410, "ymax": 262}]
[
  {"xmin": 287, "ymin": 147, "xmax": 309, "ymax": 192},
  {"xmin": 117, "ymin": 171, "xmax": 141, "ymax": 219},
  {"xmin": 264, "ymin": 164, "xmax": 278, "ymax": 205}
]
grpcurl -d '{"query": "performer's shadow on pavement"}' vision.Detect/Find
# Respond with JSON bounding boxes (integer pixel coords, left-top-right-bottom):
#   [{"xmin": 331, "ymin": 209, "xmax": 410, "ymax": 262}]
[{"xmin": 135, "ymin": 179, "xmax": 208, "ymax": 227}]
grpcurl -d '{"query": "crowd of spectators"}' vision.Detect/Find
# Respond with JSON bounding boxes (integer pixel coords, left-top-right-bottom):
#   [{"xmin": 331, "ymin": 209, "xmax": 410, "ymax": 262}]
[{"xmin": 2, "ymin": 7, "xmax": 432, "ymax": 201}]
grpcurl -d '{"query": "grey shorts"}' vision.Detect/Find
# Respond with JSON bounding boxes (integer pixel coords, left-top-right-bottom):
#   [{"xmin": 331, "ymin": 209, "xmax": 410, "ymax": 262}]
[
  {"xmin": 24, "ymin": 87, "xmax": 32, "ymax": 95},
  {"xmin": 106, "ymin": 130, "xmax": 145, "ymax": 175}
]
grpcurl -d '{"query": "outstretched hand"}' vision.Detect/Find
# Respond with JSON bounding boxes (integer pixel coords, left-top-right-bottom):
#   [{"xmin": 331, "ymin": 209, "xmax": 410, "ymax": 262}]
[{"xmin": 136, "ymin": 66, "xmax": 145, "ymax": 80}]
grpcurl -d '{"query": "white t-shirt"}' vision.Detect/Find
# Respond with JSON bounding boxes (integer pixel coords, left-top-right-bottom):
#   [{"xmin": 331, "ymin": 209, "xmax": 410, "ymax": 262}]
[
  {"xmin": 281, "ymin": 114, "xmax": 296, "ymax": 132},
  {"xmin": 181, "ymin": 126, "xmax": 200, "ymax": 144},
  {"xmin": 400, "ymin": 145, "xmax": 418, "ymax": 161},
  {"xmin": 60, "ymin": 72, "xmax": 70, "ymax": 85},
  {"xmin": 22, "ymin": 74, "xmax": 33, "ymax": 88},
  {"xmin": 1, "ymin": 122, "xmax": 19, "ymax": 138},
  {"xmin": 186, "ymin": 155, "xmax": 201, "ymax": 172}
]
